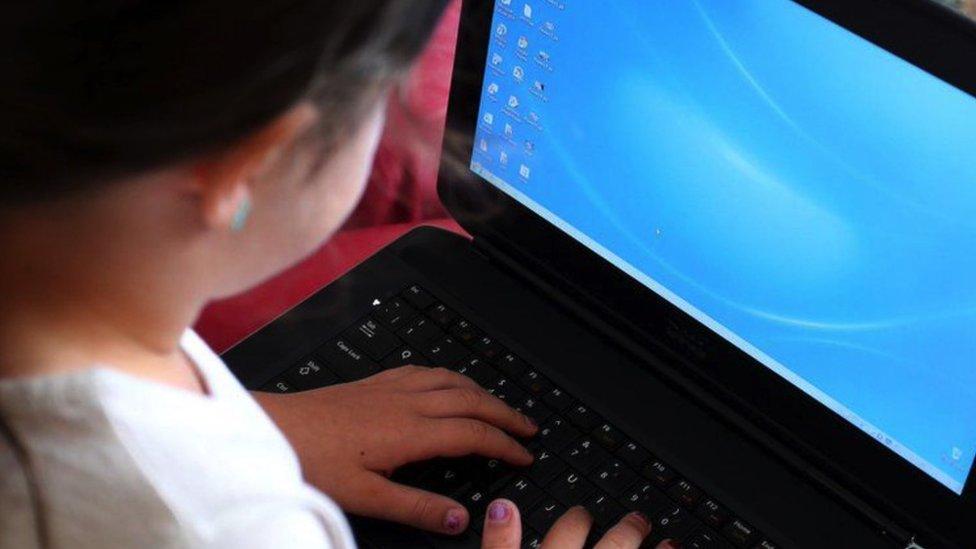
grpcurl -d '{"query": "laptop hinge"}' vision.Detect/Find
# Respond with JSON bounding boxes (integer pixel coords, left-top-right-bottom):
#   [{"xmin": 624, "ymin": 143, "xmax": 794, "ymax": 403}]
[{"xmin": 471, "ymin": 235, "xmax": 934, "ymax": 549}]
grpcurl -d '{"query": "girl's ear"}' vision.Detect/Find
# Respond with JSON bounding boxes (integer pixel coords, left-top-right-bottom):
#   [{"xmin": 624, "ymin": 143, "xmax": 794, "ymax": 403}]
[{"xmin": 190, "ymin": 103, "xmax": 317, "ymax": 231}]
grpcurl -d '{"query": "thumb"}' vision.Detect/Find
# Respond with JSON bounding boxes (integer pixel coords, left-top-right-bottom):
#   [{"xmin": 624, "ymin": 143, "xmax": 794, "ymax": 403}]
[
  {"xmin": 346, "ymin": 473, "xmax": 470, "ymax": 535},
  {"xmin": 481, "ymin": 499, "xmax": 522, "ymax": 549}
]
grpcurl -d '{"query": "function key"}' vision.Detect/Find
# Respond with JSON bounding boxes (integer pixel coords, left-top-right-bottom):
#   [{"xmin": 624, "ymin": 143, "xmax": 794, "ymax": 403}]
[
  {"xmin": 496, "ymin": 352, "xmax": 529, "ymax": 377},
  {"xmin": 421, "ymin": 335, "xmax": 468, "ymax": 367},
  {"xmin": 451, "ymin": 319, "xmax": 484, "ymax": 345},
  {"xmin": 286, "ymin": 356, "xmax": 339, "ymax": 390},
  {"xmin": 541, "ymin": 386, "xmax": 574, "ymax": 412},
  {"xmin": 591, "ymin": 422, "xmax": 623, "ymax": 451},
  {"xmin": 402, "ymin": 284, "xmax": 435, "ymax": 310},
  {"xmin": 642, "ymin": 459, "xmax": 677, "ymax": 489},
  {"xmin": 344, "ymin": 317, "xmax": 399, "ymax": 361},
  {"xmin": 381, "ymin": 346, "xmax": 427, "ymax": 369},
  {"xmin": 474, "ymin": 335, "xmax": 505, "ymax": 361},
  {"xmin": 373, "ymin": 297, "xmax": 415, "ymax": 329},
  {"xmin": 427, "ymin": 302, "xmax": 457, "ymax": 327},
  {"xmin": 696, "ymin": 499, "xmax": 730, "ymax": 530},
  {"xmin": 398, "ymin": 316, "xmax": 444, "ymax": 347},
  {"xmin": 617, "ymin": 441, "xmax": 650, "ymax": 469},
  {"xmin": 722, "ymin": 519, "xmax": 759, "ymax": 548},
  {"xmin": 519, "ymin": 370, "xmax": 554, "ymax": 398},
  {"xmin": 668, "ymin": 479, "xmax": 703, "ymax": 509},
  {"xmin": 566, "ymin": 403, "xmax": 601, "ymax": 432},
  {"xmin": 261, "ymin": 377, "xmax": 296, "ymax": 393},
  {"xmin": 319, "ymin": 338, "xmax": 380, "ymax": 381}
]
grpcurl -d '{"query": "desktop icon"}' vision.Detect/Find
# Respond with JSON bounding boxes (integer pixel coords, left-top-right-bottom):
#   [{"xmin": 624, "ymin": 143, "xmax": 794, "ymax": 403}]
[
  {"xmin": 508, "ymin": 95, "xmax": 520, "ymax": 109},
  {"xmin": 513, "ymin": 66, "xmax": 525, "ymax": 81},
  {"xmin": 518, "ymin": 36, "xmax": 529, "ymax": 49},
  {"xmin": 500, "ymin": 151, "xmax": 509, "ymax": 165},
  {"xmin": 496, "ymin": 24, "xmax": 508, "ymax": 37},
  {"xmin": 533, "ymin": 80, "xmax": 545, "ymax": 93},
  {"xmin": 519, "ymin": 164, "xmax": 531, "ymax": 179},
  {"xmin": 523, "ymin": 4, "xmax": 533, "ymax": 19},
  {"xmin": 483, "ymin": 112, "xmax": 494, "ymax": 125},
  {"xmin": 488, "ymin": 82, "xmax": 500, "ymax": 95},
  {"xmin": 492, "ymin": 53, "xmax": 503, "ymax": 66},
  {"xmin": 479, "ymin": 139, "xmax": 489, "ymax": 152},
  {"xmin": 504, "ymin": 123, "xmax": 514, "ymax": 138}
]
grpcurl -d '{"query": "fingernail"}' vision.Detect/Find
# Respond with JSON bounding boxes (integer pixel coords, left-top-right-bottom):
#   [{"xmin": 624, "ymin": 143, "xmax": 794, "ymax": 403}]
[
  {"xmin": 662, "ymin": 540, "xmax": 682, "ymax": 549},
  {"xmin": 525, "ymin": 415, "xmax": 539, "ymax": 429},
  {"xmin": 488, "ymin": 500, "xmax": 512, "ymax": 523},
  {"xmin": 630, "ymin": 511, "xmax": 650, "ymax": 529},
  {"xmin": 444, "ymin": 508, "xmax": 466, "ymax": 533}
]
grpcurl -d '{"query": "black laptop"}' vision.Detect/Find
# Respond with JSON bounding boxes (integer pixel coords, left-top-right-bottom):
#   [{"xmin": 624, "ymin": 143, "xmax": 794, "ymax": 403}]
[{"xmin": 223, "ymin": 1, "xmax": 976, "ymax": 547}]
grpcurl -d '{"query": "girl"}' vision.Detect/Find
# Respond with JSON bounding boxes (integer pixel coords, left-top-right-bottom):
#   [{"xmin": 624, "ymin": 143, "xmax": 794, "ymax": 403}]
[{"xmin": 0, "ymin": 2, "xmax": 675, "ymax": 547}]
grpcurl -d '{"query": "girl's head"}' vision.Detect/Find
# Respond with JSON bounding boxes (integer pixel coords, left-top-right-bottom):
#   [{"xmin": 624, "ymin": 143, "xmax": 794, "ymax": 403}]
[{"xmin": 0, "ymin": 1, "xmax": 448, "ymax": 308}]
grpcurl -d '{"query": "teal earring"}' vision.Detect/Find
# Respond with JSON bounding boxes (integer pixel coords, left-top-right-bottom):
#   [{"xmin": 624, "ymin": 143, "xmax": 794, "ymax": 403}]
[{"xmin": 230, "ymin": 198, "xmax": 252, "ymax": 232}]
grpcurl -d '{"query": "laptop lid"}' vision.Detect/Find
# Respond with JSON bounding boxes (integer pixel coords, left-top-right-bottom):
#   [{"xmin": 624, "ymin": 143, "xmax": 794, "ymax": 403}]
[{"xmin": 438, "ymin": 0, "xmax": 976, "ymax": 545}]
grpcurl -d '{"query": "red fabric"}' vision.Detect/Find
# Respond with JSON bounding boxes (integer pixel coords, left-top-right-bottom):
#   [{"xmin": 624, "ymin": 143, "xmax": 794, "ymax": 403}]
[{"xmin": 195, "ymin": 2, "xmax": 465, "ymax": 352}]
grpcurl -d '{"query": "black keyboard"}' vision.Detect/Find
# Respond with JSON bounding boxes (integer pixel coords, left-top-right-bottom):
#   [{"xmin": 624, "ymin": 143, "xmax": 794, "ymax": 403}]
[{"xmin": 260, "ymin": 284, "xmax": 778, "ymax": 549}]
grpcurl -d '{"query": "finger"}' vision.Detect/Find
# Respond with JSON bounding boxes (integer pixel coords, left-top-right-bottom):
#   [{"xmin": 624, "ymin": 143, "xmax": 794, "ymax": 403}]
[
  {"xmin": 419, "ymin": 387, "xmax": 538, "ymax": 437},
  {"xmin": 416, "ymin": 418, "xmax": 534, "ymax": 466},
  {"xmin": 481, "ymin": 499, "xmax": 522, "ymax": 549},
  {"xmin": 655, "ymin": 540, "xmax": 681, "ymax": 549},
  {"xmin": 361, "ymin": 365, "xmax": 431, "ymax": 384},
  {"xmin": 346, "ymin": 473, "xmax": 470, "ymax": 535},
  {"xmin": 402, "ymin": 367, "xmax": 483, "ymax": 392},
  {"xmin": 593, "ymin": 512, "xmax": 651, "ymax": 549},
  {"xmin": 541, "ymin": 506, "xmax": 592, "ymax": 549}
]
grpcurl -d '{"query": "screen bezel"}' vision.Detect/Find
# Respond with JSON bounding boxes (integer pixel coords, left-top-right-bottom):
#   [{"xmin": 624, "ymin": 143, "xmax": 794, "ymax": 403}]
[{"xmin": 438, "ymin": 0, "xmax": 976, "ymax": 544}]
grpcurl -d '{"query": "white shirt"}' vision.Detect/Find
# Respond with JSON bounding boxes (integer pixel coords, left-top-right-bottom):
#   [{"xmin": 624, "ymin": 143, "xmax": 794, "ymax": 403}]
[{"xmin": 0, "ymin": 331, "xmax": 356, "ymax": 549}]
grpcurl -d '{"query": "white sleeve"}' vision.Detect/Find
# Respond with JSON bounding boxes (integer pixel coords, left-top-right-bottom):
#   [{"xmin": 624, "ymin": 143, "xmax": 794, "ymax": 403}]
[{"xmin": 205, "ymin": 490, "xmax": 357, "ymax": 549}]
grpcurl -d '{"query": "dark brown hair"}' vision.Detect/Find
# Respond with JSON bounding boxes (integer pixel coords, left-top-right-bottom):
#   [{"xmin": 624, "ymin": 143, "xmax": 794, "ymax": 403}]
[{"xmin": 0, "ymin": 1, "xmax": 450, "ymax": 203}]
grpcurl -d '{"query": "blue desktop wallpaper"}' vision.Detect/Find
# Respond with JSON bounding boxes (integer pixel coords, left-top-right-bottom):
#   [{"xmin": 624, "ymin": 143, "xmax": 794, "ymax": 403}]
[{"xmin": 472, "ymin": 0, "xmax": 976, "ymax": 492}]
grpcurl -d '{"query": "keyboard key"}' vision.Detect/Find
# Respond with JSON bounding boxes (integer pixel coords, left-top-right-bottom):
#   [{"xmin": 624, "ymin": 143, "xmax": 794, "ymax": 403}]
[
  {"xmin": 620, "ymin": 481, "xmax": 672, "ymax": 517},
  {"xmin": 696, "ymin": 499, "xmax": 730, "ymax": 530},
  {"xmin": 421, "ymin": 335, "xmax": 468, "ymax": 367},
  {"xmin": 497, "ymin": 477, "xmax": 544, "ymax": 511},
  {"xmin": 451, "ymin": 319, "xmax": 484, "ymax": 345},
  {"xmin": 755, "ymin": 539, "xmax": 779, "ymax": 549},
  {"xmin": 427, "ymin": 303, "xmax": 457, "ymax": 327},
  {"xmin": 668, "ymin": 479, "xmax": 703, "ymax": 509},
  {"xmin": 528, "ymin": 448, "xmax": 566, "ymax": 486},
  {"xmin": 474, "ymin": 335, "xmax": 505, "ymax": 361},
  {"xmin": 541, "ymin": 387, "xmax": 574, "ymax": 412},
  {"xmin": 319, "ymin": 339, "xmax": 380, "ymax": 381},
  {"xmin": 566, "ymin": 403, "xmax": 601, "ymax": 432},
  {"xmin": 464, "ymin": 457, "xmax": 514, "ymax": 491},
  {"xmin": 527, "ymin": 498, "xmax": 566, "ymax": 534},
  {"xmin": 537, "ymin": 417, "xmax": 580, "ymax": 453},
  {"xmin": 518, "ymin": 370, "xmax": 553, "ymax": 398},
  {"xmin": 687, "ymin": 527, "xmax": 733, "ymax": 549},
  {"xmin": 398, "ymin": 316, "xmax": 443, "ymax": 347},
  {"xmin": 381, "ymin": 346, "xmax": 427, "ymax": 369},
  {"xmin": 592, "ymin": 422, "xmax": 623, "ymax": 451},
  {"xmin": 261, "ymin": 376, "xmax": 296, "ymax": 393},
  {"xmin": 345, "ymin": 318, "xmax": 399, "ymax": 361},
  {"xmin": 453, "ymin": 356, "xmax": 500, "ymax": 386},
  {"xmin": 457, "ymin": 485, "xmax": 492, "ymax": 518},
  {"xmin": 722, "ymin": 519, "xmax": 759, "ymax": 548},
  {"xmin": 590, "ymin": 459, "xmax": 638, "ymax": 497},
  {"xmin": 496, "ymin": 352, "xmax": 528, "ymax": 377},
  {"xmin": 402, "ymin": 284, "xmax": 435, "ymax": 310},
  {"xmin": 373, "ymin": 297, "xmax": 416, "ymax": 329},
  {"xmin": 514, "ymin": 396, "xmax": 553, "ymax": 425},
  {"xmin": 616, "ymin": 441, "xmax": 650, "ymax": 469},
  {"xmin": 643, "ymin": 459, "xmax": 677, "ymax": 489},
  {"xmin": 286, "ymin": 356, "xmax": 339, "ymax": 390},
  {"xmin": 417, "ymin": 462, "xmax": 471, "ymax": 495},
  {"xmin": 522, "ymin": 529, "xmax": 544, "ymax": 549},
  {"xmin": 564, "ymin": 438, "xmax": 609, "ymax": 474},
  {"xmin": 585, "ymin": 492, "xmax": 626, "ymax": 528},
  {"xmin": 548, "ymin": 470, "xmax": 595, "ymax": 506},
  {"xmin": 653, "ymin": 505, "xmax": 698, "ymax": 541},
  {"xmin": 487, "ymin": 377, "xmax": 526, "ymax": 404}
]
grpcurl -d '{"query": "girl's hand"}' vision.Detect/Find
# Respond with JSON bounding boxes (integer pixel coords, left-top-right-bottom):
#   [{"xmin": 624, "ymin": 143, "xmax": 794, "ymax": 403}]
[
  {"xmin": 253, "ymin": 366, "xmax": 538, "ymax": 535},
  {"xmin": 480, "ymin": 499, "xmax": 679, "ymax": 549}
]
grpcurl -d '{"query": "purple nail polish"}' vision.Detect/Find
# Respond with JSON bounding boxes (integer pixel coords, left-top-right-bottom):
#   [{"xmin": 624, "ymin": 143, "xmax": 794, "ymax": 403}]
[
  {"xmin": 444, "ymin": 509, "xmax": 465, "ymax": 532},
  {"xmin": 488, "ymin": 501, "xmax": 511, "ymax": 523}
]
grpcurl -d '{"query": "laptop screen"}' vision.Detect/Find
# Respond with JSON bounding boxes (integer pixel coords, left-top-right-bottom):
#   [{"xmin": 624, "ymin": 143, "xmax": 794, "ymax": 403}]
[{"xmin": 469, "ymin": 0, "xmax": 976, "ymax": 494}]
